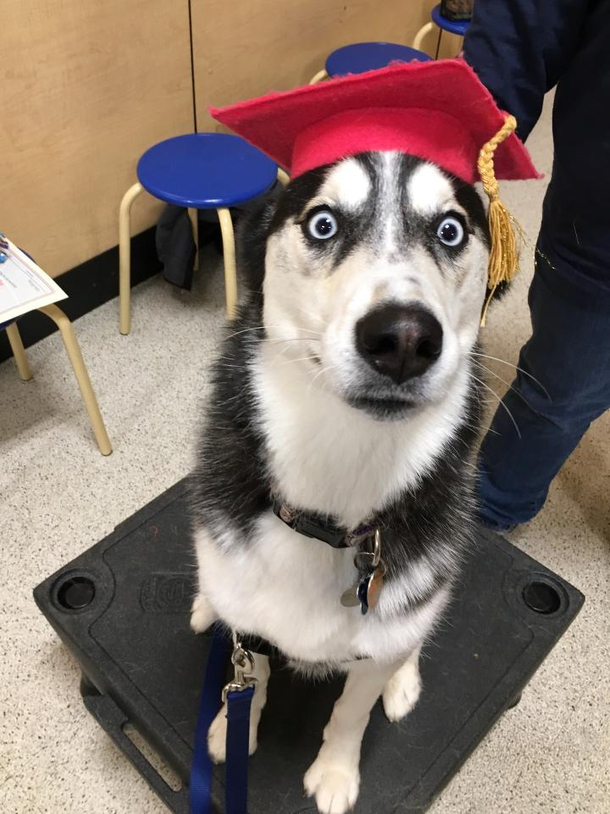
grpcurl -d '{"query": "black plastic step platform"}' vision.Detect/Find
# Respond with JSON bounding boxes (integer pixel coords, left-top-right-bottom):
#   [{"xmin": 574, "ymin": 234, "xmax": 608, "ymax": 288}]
[{"xmin": 34, "ymin": 479, "xmax": 584, "ymax": 814}]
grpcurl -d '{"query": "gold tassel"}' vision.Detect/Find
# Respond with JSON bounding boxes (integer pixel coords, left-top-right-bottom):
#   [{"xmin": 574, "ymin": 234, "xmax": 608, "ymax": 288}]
[{"xmin": 477, "ymin": 114, "xmax": 521, "ymax": 326}]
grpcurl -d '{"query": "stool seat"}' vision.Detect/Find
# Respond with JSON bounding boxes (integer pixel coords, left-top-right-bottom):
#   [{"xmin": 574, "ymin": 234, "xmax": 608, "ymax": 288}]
[
  {"xmin": 136, "ymin": 133, "xmax": 277, "ymax": 209},
  {"xmin": 325, "ymin": 42, "xmax": 432, "ymax": 78},
  {"xmin": 431, "ymin": 5, "xmax": 471, "ymax": 36}
]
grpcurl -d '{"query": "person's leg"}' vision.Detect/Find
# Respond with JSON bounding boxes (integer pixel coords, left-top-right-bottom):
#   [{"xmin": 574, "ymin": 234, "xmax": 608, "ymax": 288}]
[{"xmin": 478, "ymin": 232, "xmax": 610, "ymax": 530}]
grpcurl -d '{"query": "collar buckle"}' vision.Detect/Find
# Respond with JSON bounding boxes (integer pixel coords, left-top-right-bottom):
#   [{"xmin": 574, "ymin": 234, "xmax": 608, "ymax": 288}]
[{"xmin": 272, "ymin": 498, "xmax": 357, "ymax": 549}]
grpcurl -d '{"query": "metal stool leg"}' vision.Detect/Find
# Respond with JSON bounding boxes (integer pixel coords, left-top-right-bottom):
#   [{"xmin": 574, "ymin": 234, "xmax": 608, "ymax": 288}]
[
  {"xmin": 435, "ymin": 28, "xmax": 443, "ymax": 59},
  {"xmin": 39, "ymin": 304, "xmax": 112, "ymax": 456},
  {"xmin": 217, "ymin": 207, "xmax": 237, "ymax": 321},
  {"xmin": 277, "ymin": 168, "xmax": 290, "ymax": 187},
  {"xmin": 188, "ymin": 208, "xmax": 199, "ymax": 271},
  {"xmin": 5, "ymin": 322, "xmax": 33, "ymax": 381},
  {"xmin": 309, "ymin": 69, "xmax": 328, "ymax": 85},
  {"xmin": 118, "ymin": 181, "xmax": 143, "ymax": 335},
  {"xmin": 214, "ymin": 170, "xmax": 288, "ymax": 322},
  {"xmin": 413, "ymin": 21, "xmax": 435, "ymax": 51}
]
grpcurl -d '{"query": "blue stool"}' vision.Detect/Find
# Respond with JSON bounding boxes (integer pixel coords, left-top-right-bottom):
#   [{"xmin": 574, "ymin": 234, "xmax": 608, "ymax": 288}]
[
  {"xmin": 309, "ymin": 42, "xmax": 432, "ymax": 84},
  {"xmin": 118, "ymin": 133, "xmax": 280, "ymax": 334},
  {"xmin": 413, "ymin": 4, "xmax": 471, "ymax": 58}
]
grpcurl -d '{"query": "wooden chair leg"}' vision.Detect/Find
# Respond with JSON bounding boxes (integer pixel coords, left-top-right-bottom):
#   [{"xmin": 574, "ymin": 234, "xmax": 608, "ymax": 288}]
[
  {"xmin": 5, "ymin": 322, "xmax": 33, "ymax": 381},
  {"xmin": 309, "ymin": 69, "xmax": 328, "ymax": 85},
  {"xmin": 188, "ymin": 208, "xmax": 200, "ymax": 271},
  {"xmin": 118, "ymin": 181, "xmax": 143, "ymax": 335},
  {"xmin": 217, "ymin": 207, "xmax": 237, "ymax": 321},
  {"xmin": 413, "ymin": 21, "xmax": 435, "ymax": 51},
  {"xmin": 38, "ymin": 304, "xmax": 112, "ymax": 456}
]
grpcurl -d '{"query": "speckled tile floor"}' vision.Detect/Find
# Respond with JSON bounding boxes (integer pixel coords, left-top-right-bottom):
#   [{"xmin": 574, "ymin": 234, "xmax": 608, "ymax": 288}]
[{"xmin": 1, "ymin": 93, "xmax": 608, "ymax": 814}]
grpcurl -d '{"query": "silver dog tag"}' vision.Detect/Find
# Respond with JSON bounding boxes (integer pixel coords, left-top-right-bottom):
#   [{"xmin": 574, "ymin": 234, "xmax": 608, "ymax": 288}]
[{"xmin": 340, "ymin": 582, "xmax": 361, "ymax": 607}]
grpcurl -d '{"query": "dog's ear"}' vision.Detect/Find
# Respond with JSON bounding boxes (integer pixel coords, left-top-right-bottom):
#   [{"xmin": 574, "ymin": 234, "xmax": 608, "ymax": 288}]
[{"xmin": 236, "ymin": 188, "xmax": 282, "ymax": 294}]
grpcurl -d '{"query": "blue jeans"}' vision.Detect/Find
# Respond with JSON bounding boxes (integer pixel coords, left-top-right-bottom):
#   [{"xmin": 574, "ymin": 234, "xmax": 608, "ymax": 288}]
[{"xmin": 478, "ymin": 224, "xmax": 610, "ymax": 530}]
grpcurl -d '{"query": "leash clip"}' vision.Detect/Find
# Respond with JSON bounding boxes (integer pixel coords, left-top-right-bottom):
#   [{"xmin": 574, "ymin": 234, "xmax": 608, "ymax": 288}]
[{"xmin": 222, "ymin": 635, "xmax": 257, "ymax": 702}]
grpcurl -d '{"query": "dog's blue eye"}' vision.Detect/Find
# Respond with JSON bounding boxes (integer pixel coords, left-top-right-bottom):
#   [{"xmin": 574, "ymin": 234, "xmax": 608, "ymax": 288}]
[
  {"xmin": 307, "ymin": 210, "xmax": 338, "ymax": 240},
  {"xmin": 437, "ymin": 217, "xmax": 464, "ymax": 247}
]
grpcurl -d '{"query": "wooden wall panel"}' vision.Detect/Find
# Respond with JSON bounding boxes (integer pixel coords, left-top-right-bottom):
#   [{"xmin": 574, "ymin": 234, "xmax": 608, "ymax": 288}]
[
  {"xmin": 0, "ymin": 0, "xmax": 193, "ymax": 277},
  {"xmin": 191, "ymin": 0, "xmax": 461, "ymax": 131},
  {"xmin": 0, "ymin": 0, "xmax": 462, "ymax": 278}
]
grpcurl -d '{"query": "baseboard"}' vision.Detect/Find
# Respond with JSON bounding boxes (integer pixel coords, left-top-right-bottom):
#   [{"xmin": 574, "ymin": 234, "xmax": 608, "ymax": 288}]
[{"xmin": 0, "ymin": 227, "xmax": 160, "ymax": 365}]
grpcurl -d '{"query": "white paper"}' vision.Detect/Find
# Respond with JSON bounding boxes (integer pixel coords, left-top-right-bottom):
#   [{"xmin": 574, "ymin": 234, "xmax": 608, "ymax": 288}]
[{"xmin": 0, "ymin": 238, "xmax": 67, "ymax": 324}]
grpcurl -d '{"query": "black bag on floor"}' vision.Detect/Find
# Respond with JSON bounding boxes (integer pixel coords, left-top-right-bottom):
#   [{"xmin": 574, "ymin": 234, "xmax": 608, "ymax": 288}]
[{"xmin": 155, "ymin": 182, "xmax": 282, "ymax": 291}]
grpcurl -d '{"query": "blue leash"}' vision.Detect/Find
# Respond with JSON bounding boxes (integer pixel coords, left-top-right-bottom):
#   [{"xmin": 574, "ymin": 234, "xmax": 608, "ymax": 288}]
[
  {"xmin": 190, "ymin": 625, "xmax": 255, "ymax": 814},
  {"xmin": 225, "ymin": 685, "xmax": 256, "ymax": 814}
]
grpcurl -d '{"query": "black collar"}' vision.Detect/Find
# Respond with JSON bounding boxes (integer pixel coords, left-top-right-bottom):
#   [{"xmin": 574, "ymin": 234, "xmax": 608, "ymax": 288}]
[{"xmin": 272, "ymin": 499, "xmax": 375, "ymax": 549}]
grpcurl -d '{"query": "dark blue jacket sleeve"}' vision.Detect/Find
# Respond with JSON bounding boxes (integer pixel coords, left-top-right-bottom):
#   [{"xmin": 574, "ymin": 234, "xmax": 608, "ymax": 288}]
[{"xmin": 463, "ymin": 0, "xmax": 591, "ymax": 141}]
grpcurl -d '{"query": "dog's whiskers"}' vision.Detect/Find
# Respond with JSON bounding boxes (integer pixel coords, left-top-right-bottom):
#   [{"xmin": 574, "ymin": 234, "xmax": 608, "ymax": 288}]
[
  {"xmin": 308, "ymin": 361, "xmax": 338, "ymax": 393},
  {"xmin": 275, "ymin": 354, "xmax": 319, "ymax": 368},
  {"xmin": 295, "ymin": 303, "xmax": 326, "ymax": 325},
  {"xmin": 460, "ymin": 415, "xmax": 499, "ymax": 437},
  {"xmin": 470, "ymin": 351, "xmax": 550, "ymax": 400},
  {"xmin": 471, "ymin": 374, "xmax": 522, "ymax": 439},
  {"xmin": 226, "ymin": 324, "xmax": 323, "ymax": 340},
  {"xmin": 263, "ymin": 337, "xmax": 321, "ymax": 345},
  {"xmin": 225, "ymin": 325, "xmax": 267, "ymax": 339},
  {"xmin": 471, "ymin": 359, "xmax": 537, "ymax": 415}
]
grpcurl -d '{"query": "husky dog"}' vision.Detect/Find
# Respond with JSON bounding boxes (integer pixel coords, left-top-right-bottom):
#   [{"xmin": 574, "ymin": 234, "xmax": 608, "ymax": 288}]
[{"xmin": 190, "ymin": 151, "xmax": 491, "ymax": 814}]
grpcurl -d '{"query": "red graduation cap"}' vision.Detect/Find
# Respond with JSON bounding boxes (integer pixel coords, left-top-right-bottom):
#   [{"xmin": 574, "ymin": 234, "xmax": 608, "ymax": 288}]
[
  {"xmin": 211, "ymin": 59, "xmax": 540, "ymax": 316},
  {"xmin": 210, "ymin": 59, "xmax": 539, "ymax": 184}
]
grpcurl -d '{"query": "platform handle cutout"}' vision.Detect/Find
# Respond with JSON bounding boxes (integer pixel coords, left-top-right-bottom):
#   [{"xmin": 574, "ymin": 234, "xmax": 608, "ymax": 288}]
[{"xmin": 82, "ymin": 684, "xmax": 191, "ymax": 814}]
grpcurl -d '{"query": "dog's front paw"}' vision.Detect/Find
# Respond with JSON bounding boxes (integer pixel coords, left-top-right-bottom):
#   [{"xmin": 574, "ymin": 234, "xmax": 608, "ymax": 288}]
[
  {"xmin": 304, "ymin": 752, "xmax": 360, "ymax": 814},
  {"xmin": 207, "ymin": 705, "xmax": 228, "ymax": 763},
  {"xmin": 382, "ymin": 658, "xmax": 421, "ymax": 722},
  {"xmin": 190, "ymin": 594, "xmax": 215, "ymax": 634},
  {"xmin": 207, "ymin": 705, "xmax": 259, "ymax": 764}
]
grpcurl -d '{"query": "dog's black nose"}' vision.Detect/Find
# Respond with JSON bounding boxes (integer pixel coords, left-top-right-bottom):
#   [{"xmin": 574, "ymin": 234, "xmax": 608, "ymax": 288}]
[{"xmin": 355, "ymin": 304, "xmax": 443, "ymax": 384}]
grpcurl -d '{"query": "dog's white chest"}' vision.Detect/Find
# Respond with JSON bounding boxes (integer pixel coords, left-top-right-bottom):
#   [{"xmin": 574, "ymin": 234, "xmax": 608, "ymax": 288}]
[{"xmin": 195, "ymin": 511, "xmax": 441, "ymax": 665}]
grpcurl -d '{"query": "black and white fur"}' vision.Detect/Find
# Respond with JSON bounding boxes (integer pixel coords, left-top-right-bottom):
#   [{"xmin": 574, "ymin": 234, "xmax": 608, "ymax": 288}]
[{"xmin": 190, "ymin": 152, "xmax": 492, "ymax": 814}]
